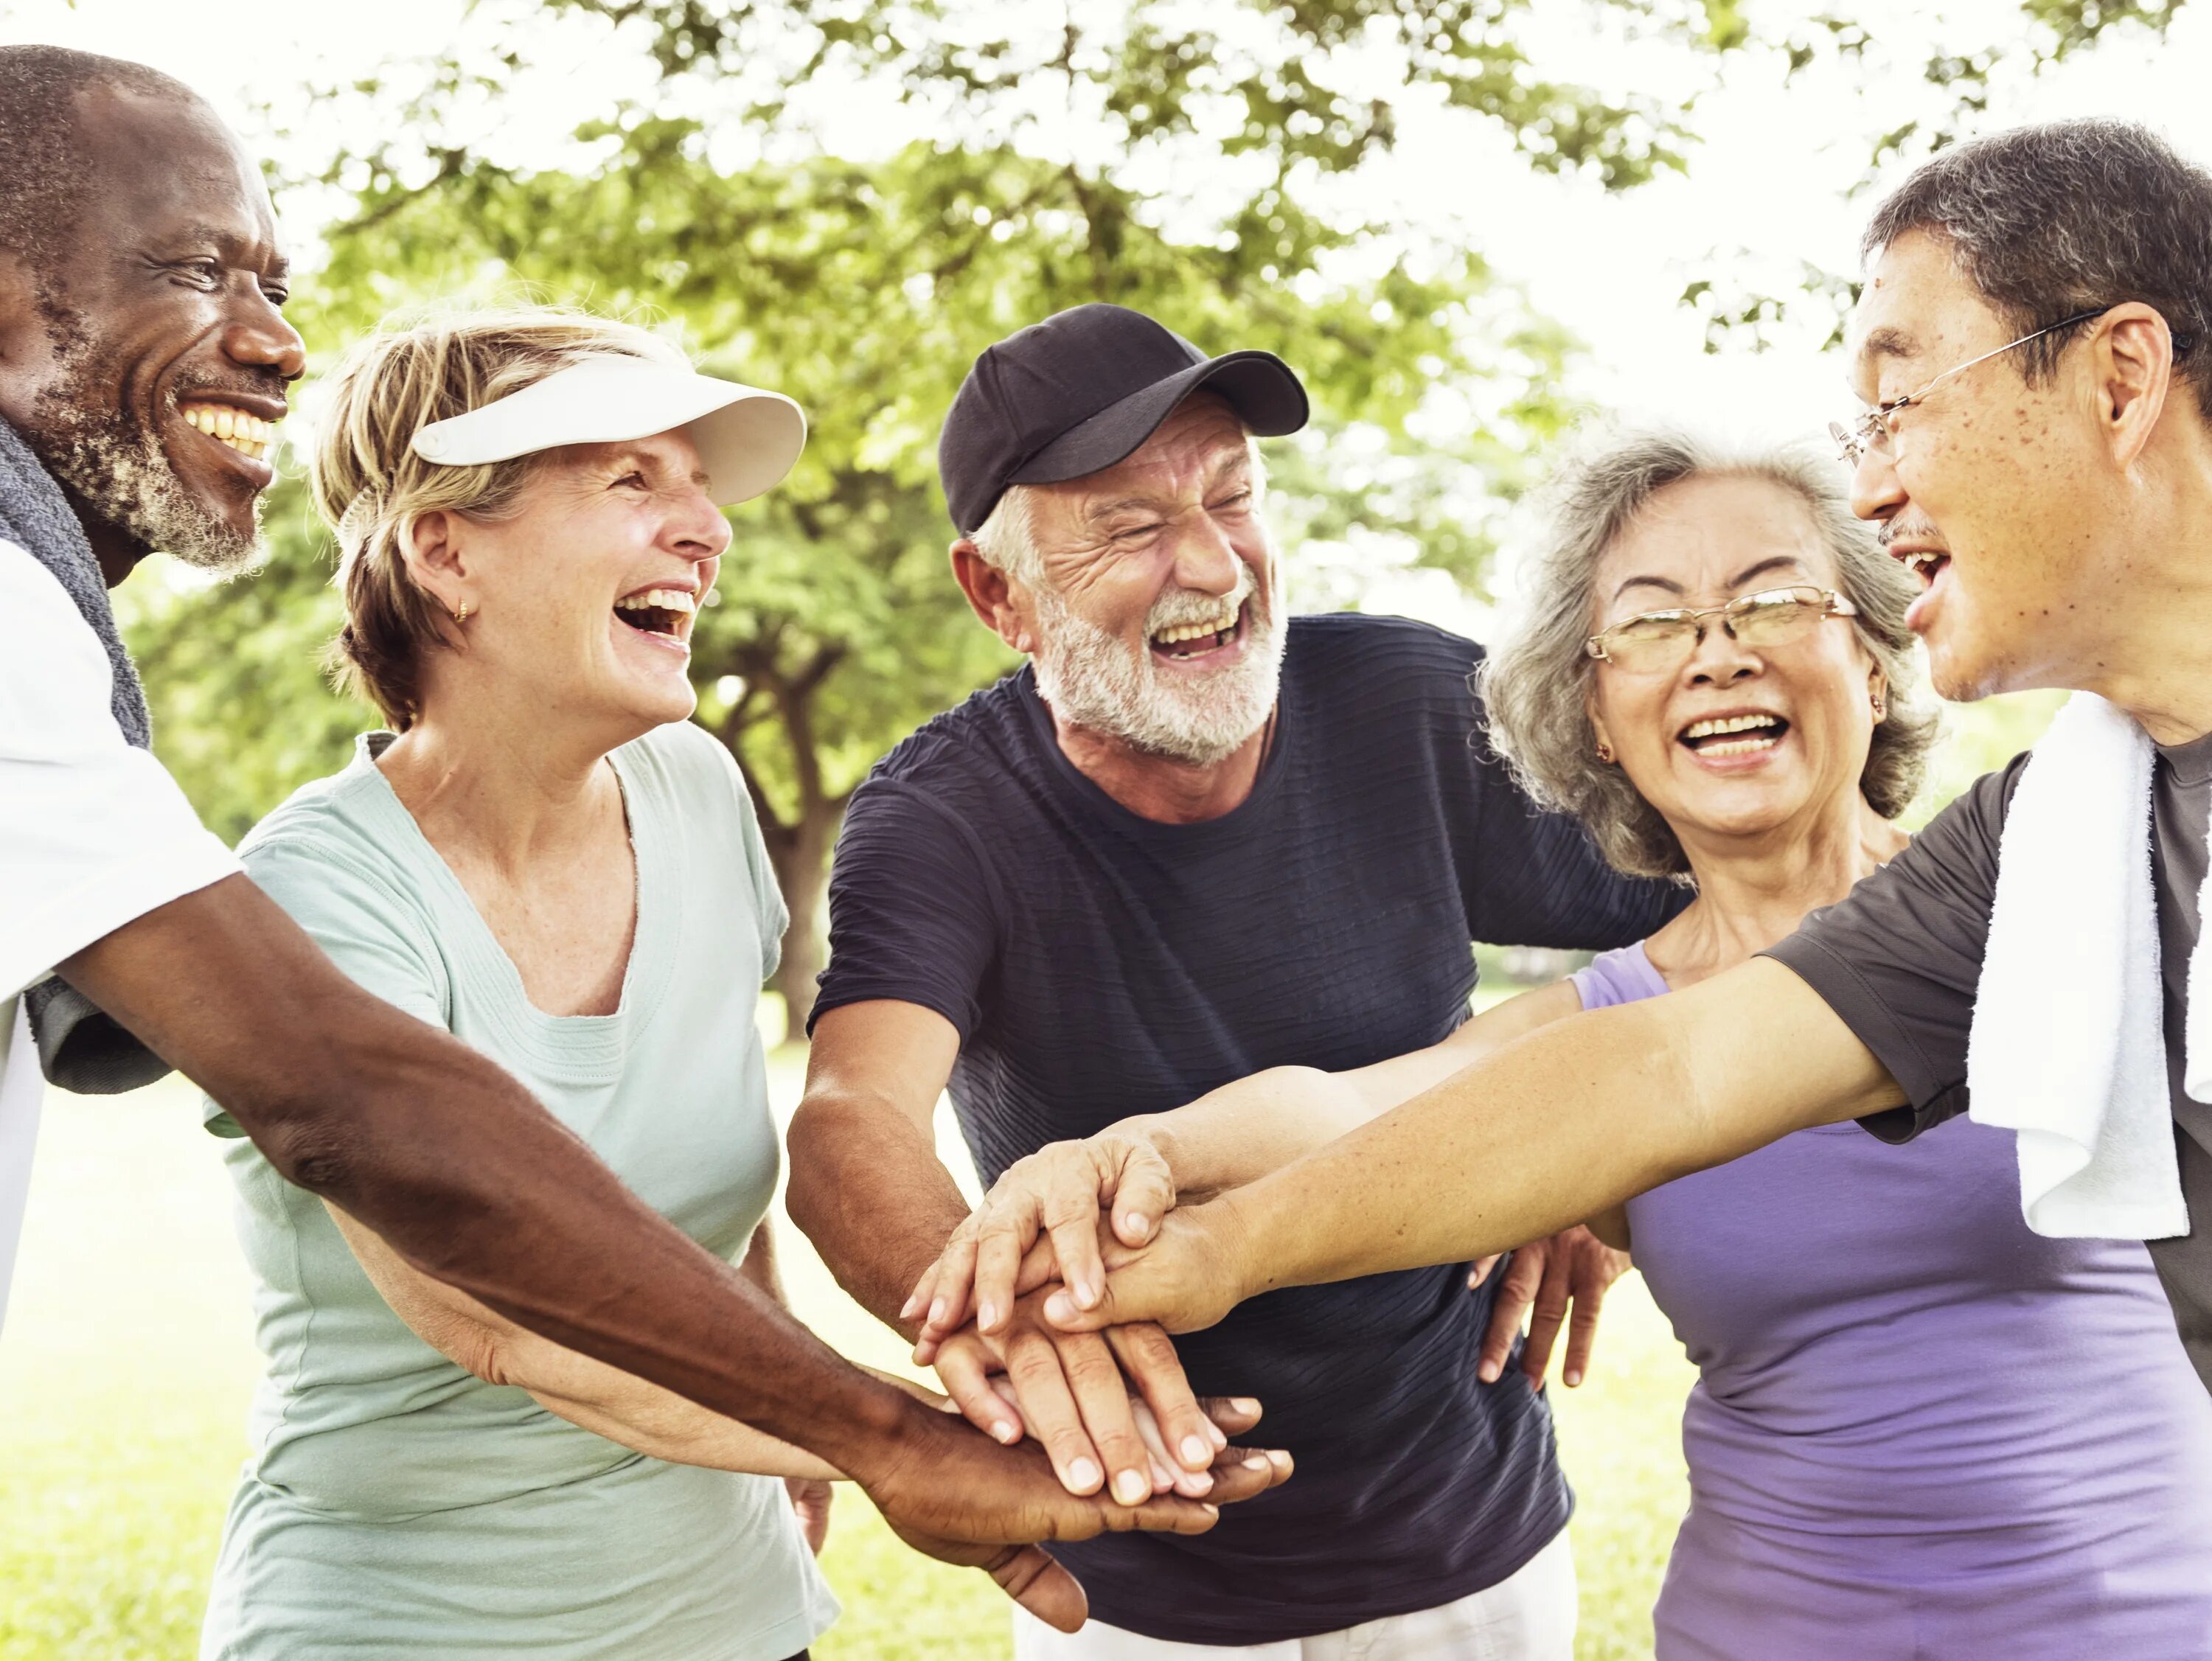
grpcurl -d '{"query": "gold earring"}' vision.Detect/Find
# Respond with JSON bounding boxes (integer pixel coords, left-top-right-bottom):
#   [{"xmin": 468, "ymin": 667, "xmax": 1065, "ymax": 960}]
[
  {"xmin": 1596, "ymin": 740, "xmax": 1615, "ymax": 764},
  {"xmin": 1871, "ymin": 693, "xmax": 1886, "ymax": 720},
  {"xmin": 451, "ymin": 601, "xmax": 473, "ymax": 624}
]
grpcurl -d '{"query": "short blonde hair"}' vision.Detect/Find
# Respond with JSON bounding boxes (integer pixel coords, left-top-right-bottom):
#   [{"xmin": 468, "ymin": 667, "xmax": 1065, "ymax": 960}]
[
  {"xmin": 1484, "ymin": 427, "xmax": 1941, "ymax": 880},
  {"xmin": 316, "ymin": 306, "xmax": 691, "ymax": 729}
]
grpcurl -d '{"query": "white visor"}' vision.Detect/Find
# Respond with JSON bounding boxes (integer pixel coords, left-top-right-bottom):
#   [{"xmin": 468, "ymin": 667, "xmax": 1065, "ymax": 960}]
[{"xmin": 409, "ymin": 356, "xmax": 807, "ymax": 506}]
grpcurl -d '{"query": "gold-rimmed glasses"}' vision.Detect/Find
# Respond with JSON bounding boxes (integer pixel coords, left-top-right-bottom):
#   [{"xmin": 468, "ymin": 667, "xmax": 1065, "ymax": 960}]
[
  {"xmin": 1829, "ymin": 307, "xmax": 2110, "ymax": 467},
  {"xmin": 1584, "ymin": 585, "xmax": 1860, "ymax": 675}
]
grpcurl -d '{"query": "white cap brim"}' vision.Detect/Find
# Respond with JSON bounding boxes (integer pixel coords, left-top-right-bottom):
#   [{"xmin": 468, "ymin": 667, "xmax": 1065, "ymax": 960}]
[{"xmin": 409, "ymin": 356, "xmax": 807, "ymax": 506}]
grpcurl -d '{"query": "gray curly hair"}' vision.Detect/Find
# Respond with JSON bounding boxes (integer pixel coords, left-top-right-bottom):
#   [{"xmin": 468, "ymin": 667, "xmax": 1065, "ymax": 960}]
[{"xmin": 1483, "ymin": 428, "xmax": 1941, "ymax": 881}]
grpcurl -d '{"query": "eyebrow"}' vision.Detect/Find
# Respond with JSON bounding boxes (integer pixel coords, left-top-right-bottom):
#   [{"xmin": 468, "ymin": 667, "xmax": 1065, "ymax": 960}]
[
  {"xmin": 1856, "ymin": 324, "xmax": 1919, "ymax": 366},
  {"xmin": 1610, "ymin": 555, "xmax": 1811, "ymax": 604},
  {"xmin": 173, "ymin": 222, "xmax": 291, "ymax": 280},
  {"xmin": 1081, "ymin": 449, "xmax": 1255, "ymax": 526}
]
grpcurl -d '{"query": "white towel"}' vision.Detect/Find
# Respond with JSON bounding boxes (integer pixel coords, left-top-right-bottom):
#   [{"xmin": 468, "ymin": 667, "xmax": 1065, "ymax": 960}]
[{"xmin": 1966, "ymin": 691, "xmax": 2189, "ymax": 1239}]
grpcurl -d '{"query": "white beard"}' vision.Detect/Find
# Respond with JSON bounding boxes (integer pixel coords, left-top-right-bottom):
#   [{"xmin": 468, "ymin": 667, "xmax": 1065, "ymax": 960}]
[{"xmin": 1032, "ymin": 566, "xmax": 1284, "ymax": 767}]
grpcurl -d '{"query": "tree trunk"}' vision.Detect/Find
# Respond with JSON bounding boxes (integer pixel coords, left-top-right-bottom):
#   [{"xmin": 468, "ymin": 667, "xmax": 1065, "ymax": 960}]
[{"xmin": 765, "ymin": 798, "xmax": 841, "ymax": 1045}]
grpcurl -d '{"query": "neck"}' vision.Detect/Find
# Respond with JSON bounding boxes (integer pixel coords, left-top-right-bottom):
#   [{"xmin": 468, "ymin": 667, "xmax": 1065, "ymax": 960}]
[
  {"xmin": 1048, "ymin": 705, "xmax": 1273, "ymax": 824},
  {"xmin": 376, "ymin": 684, "xmax": 630, "ymax": 869},
  {"xmin": 2076, "ymin": 459, "xmax": 2212, "ymax": 744},
  {"xmin": 1655, "ymin": 788, "xmax": 1908, "ymax": 983},
  {"xmin": 51, "ymin": 479, "xmax": 150, "ymax": 588}
]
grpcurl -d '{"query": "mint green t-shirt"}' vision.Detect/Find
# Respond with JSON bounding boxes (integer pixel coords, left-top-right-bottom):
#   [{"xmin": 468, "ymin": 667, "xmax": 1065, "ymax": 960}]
[{"xmin": 198, "ymin": 721, "xmax": 838, "ymax": 1661}]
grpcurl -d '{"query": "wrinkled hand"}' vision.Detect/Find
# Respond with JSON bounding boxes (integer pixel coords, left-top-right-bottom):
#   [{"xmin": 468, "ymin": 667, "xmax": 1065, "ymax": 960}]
[
  {"xmin": 931, "ymin": 1290, "xmax": 1228, "ymax": 1501},
  {"xmin": 787, "ymin": 1475, "xmax": 833, "ymax": 1555},
  {"xmin": 1037, "ymin": 1198, "xmax": 1256, "ymax": 1338},
  {"xmin": 862, "ymin": 1396, "xmax": 1293, "ymax": 1632},
  {"xmin": 905, "ymin": 1129, "xmax": 1178, "ymax": 1358},
  {"xmin": 1467, "ymin": 1226, "xmax": 1628, "ymax": 1390}
]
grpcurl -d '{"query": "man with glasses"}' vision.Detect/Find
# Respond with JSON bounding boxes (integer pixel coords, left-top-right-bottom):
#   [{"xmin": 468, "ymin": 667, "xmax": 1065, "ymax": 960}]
[{"xmin": 1036, "ymin": 119, "xmax": 2212, "ymax": 1397}]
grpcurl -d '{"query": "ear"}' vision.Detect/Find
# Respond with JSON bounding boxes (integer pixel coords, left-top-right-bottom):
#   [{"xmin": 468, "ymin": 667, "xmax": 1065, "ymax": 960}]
[
  {"xmin": 1585, "ymin": 691, "xmax": 1617, "ymax": 762},
  {"xmin": 402, "ymin": 509, "xmax": 473, "ymax": 621},
  {"xmin": 0, "ymin": 254, "xmax": 55, "ymax": 430},
  {"xmin": 950, "ymin": 540, "xmax": 1038, "ymax": 655},
  {"xmin": 2093, "ymin": 302, "xmax": 2175, "ymax": 470}
]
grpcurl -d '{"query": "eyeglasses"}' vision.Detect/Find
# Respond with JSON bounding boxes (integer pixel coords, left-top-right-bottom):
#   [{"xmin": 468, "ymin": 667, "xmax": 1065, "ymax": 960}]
[
  {"xmin": 1829, "ymin": 307, "xmax": 2111, "ymax": 467},
  {"xmin": 1585, "ymin": 585, "xmax": 1860, "ymax": 675}
]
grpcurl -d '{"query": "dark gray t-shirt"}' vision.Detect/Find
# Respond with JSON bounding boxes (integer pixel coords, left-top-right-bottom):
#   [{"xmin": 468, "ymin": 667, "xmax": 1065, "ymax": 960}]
[{"xmin": 1764, "ymin": 736, "xmax": 2212, "ymax": 1389}]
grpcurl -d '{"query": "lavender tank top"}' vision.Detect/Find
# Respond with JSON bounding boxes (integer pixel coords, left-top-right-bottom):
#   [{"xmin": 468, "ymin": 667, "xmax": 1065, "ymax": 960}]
[{"xmin": 1573, "ymin": 943, "xmax": 2212, "ymax": 1661}]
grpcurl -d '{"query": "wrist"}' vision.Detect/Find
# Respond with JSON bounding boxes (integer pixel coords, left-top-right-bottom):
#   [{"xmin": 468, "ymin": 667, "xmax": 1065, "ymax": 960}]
[
  {"xmin": 804, "ymin": 1373, "xmax": 936, "ymax": 1489},
  {"xmin": 1206, "ymin": 1183, "xmax": 1273, "ymax": 1304}
]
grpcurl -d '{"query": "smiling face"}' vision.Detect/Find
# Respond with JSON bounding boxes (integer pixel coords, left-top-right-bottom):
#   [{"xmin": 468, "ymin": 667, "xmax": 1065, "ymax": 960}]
[
  {"xmin": 1008, "ymin": 394, "xmax": 1282, "ymax": 765},
  {"xmin": 1842, "ymin": 229, "xmax": 2128, "ymax": 701},
  {"xmin": 0, "ymin": 81, "xmax": 302, "ymax": 576},
  {"xmin": 408, "ymin": 430, "xmax": 729, "ymax": 745},
  {"xmin": 1588, "ymin": 474, "xmax": 1884, "ymax": 849}
]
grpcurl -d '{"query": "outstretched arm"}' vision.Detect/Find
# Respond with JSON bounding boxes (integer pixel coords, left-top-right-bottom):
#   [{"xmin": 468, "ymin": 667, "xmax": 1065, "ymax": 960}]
[
  {"xmin": 1046, "ymin": 958, "xmax": 1900, "ymax": 1334},
  {"xmin": 914, "ymin": 981, "xmax": 1585, "ymax": 1345}
]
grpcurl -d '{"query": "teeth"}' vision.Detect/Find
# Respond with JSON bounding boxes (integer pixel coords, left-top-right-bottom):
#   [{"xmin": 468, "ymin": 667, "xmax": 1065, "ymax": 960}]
[
  {"xmin": 615, "ymin": 588, "xmax": 698, "ymax": 613},
  {"xmin": 1151, "ymin": 603, "xmax": 1240, "ymax": 646},
  {"xmin": 179, "ymin": 403, "xmax": 277, "ymax": 462},
  {"xmin": 1698, "ymin": 736, "xmax": 1780, "ymax": 757},
  {"xmin": 1682, "ymin": 714, "xmax": 1780, "ymax": 740}
]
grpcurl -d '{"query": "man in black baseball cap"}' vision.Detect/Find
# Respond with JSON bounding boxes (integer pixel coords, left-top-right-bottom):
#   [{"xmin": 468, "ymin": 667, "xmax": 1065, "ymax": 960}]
[
  {"xmin": 938, "ymin": 302, "xmax": 1308, "ymax": 536},
  {"xmin": 792, "ymin": 302, "xmax": 1685, "ymax": 1657}
]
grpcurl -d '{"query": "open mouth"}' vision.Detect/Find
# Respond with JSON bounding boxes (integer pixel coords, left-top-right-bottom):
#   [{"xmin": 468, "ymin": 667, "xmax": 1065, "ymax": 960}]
[
  {"xmin": 613, "ymin": 585, "xmax": 697, "ymax": 643},
  {"xmin": 178, "ymin": 400, "xmax": 279, "ymax": 464},
  {"xmin": 1897, "ymin": 549, "xmax": 1950, "ymax": 590},
  {"xmin": 1680, "ymin": 712, "xmax": 1789, "ymax": 758},
  {"xmin": 1150, "ymin": 599, "xmax": 1245, "ymax": 661}
]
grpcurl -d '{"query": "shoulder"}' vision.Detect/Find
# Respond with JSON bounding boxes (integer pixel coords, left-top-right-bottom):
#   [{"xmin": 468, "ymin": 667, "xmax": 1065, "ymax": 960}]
[
  {"xmin": 1287, "ymin": 611, "xmax": 1481, "ymax": 678},
  {"xmin": 866, "ymin": 669, "xmax": 1034, "ymax": 791},
  {"xmin": 1907, "ymin": 751, "xmax": 2028, "ymax": 872},
  {"xmin": 0, "ymin": 538, "xmax": 116, "ymax": 717},
  {"xmin": 627, "ymin": 717, "xmax": 750, "ymax": 812},
  {"xmin": 238, "ymin": 753, "xmax": 431, "ymax": 933}
]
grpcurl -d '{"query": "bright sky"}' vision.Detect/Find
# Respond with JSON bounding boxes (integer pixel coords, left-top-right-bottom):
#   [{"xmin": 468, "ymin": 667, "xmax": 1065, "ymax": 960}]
[{"xmin": 6, "ymin": 0, "xmax": 2202, "ymax": 641}]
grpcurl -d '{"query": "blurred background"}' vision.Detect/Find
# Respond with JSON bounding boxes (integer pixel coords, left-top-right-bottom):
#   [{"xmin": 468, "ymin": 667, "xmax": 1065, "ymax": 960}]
[{"xmin": 0, "ymin": 0, "xmax": 2193, "ymax": 1654}]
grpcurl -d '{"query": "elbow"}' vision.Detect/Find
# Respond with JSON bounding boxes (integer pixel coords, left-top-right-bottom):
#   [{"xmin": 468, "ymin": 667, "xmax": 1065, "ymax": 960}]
[
  {"xmin": 782, "ymin": 1096, "xmax": 838, "ymax": 1244},
  {"xmin": 449, "ymin": 1325, "xmax": 521, "ymax": 1389}
]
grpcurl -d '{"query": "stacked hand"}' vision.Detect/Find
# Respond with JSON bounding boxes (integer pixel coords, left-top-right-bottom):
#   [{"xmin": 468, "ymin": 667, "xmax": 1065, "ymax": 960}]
[{"xmin": 905, "ymin": 1127, "xmax": 1625, "ymax": 1399}]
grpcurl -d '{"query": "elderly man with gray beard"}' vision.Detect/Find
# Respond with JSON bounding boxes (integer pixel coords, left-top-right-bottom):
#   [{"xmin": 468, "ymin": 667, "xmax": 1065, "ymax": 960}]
[{"xmin": 787, "ymin": 304, "xmax": 1683, "ymax": 1657}]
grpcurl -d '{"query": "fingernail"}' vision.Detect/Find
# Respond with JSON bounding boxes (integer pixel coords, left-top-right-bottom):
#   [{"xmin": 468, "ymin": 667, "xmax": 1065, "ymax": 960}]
[
  {"xmin": 928, "ymin": 1297, "xmax": 948, "ymax": 1329},
  {"xmin": 1201, "ymin": 1503, "xmax": 1219, "ymax": 1519},
  {"xmin": 1068, "ymin": 1458, "xmax": 1102, "ymax": 1491},
  {"xmin": 1113, "ymin": 1469, "xmax": 1150, "ymax": 1505},
  {"xmin": 1207, "ymin": 1421, "xmax": 1228, "ymax": 1451},
  {"xmin": 1180, "ymin": 1435, "xmax": 1211, "ymax": 1469},
  {"xmin": 977, "ymin": 1300, "xmax": 999, "ymax": 1331},
  {"xmin": 992, "ymin": 1421, "xmax": 1018, "ymax": 1444},
  {"xmin": 1043, "ymin": 1290, "xmax": 1077, "ymax": 1324},
  {"xmin": 1075, "ymin": 1276, "xmax": 1099, "ymax": 1310},
  {"xmin": 1121, "ymin": 1211, "xmax": 1151, "ymax": 1239},
  {"xmin": 1231, "ymin": 1397, "xmax": 1259, "ymax": 1417},
  {"xmin": 1243, "ymin": 1453, "xmax": 1268, "ymax": 1469},
  {"xmin": 1478, "ymin": 1362, "xmax": 1499, "ymax": 1382},
  {"xmin": 900, "ymin": 1291, "xmax": 924, "ymax": 1320},
  {"xmin": 1565, "ymin": 1370, "xmax": 1582, "ymax": 1387}
]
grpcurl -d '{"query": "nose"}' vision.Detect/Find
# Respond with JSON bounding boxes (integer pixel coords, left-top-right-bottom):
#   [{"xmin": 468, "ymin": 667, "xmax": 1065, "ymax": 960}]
[
  {"xmin": 1168, "ymin": 510, "xmax": 1242, "ymax": 597},
  {"xmin": 1685, "ymin": 616, "xmax": 1761, "ymax": 688},
  {"xmin": 667, "ymin": 484, "xmax": 732, "ymax": 563},
  {"xmin": 1847, "ymin": 445, "xmax": 1907, "ymax": 526},
  {"xmin": 221, "ymin": 296, "xmax": 305, "ymax": 386}
]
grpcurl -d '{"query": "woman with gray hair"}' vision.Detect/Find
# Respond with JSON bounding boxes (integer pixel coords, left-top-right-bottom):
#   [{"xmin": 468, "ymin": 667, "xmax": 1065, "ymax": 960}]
[{"xmin": 909, "ymin": 428, "xmax": 2212, "ymax": 1657}]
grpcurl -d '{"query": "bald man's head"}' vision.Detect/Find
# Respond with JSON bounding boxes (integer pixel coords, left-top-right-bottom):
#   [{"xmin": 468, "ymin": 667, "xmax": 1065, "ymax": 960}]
[{"xmin": 0, "ymin": 47, "xmax": 303, "ymax": 578}]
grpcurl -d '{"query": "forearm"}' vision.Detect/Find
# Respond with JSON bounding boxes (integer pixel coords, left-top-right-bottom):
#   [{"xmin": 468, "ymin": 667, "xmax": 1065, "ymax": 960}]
[
  {"xmin": 787, "ymin": 1089, "xmax": 972, "ymax": 1334},
  {"xmin": 62, "ymin": 880, "xmax": 921, "ymax": 1479},
  {"xmin": 1222, "ymin": 966, "xmax": 1894, "ymax": 1292}
]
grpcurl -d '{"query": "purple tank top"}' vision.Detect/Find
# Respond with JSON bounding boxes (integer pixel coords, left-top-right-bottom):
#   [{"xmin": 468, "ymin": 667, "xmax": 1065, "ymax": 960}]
[{"xmin": 1573, "ymin": 942, "xmax": 2212, "ymax": 1661}]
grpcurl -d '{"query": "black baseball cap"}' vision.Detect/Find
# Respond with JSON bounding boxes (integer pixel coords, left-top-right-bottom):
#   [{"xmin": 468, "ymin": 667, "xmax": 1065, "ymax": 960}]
[{"xmin": 939, "ymin": 304, "xmax": 1310, "ymax": 535}]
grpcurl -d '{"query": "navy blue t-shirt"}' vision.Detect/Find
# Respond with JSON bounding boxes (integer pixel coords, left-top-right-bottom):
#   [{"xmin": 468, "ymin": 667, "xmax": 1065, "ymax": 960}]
[{"xmin": 814, "ymin": 612, "xmax": 1682, "ymax": 1643}]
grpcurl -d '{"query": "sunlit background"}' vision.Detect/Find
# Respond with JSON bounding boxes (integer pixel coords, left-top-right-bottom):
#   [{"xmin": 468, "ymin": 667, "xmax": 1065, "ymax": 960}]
[{"xmin": 0, "ymin": 0, "xmax": 2189, "ymax": 1655}]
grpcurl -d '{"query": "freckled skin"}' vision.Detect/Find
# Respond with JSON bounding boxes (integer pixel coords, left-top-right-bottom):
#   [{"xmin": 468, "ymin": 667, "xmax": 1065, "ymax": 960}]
[{"xmin": 1841, "ymin": 230, "xmax": 2212, "ymax": 742}]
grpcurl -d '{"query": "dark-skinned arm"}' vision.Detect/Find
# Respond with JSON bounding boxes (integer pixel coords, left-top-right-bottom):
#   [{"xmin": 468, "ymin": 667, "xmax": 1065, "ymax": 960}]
[{"xmin": 56, "ymin": 876, "xmax": 1294, "ymax": 1633}]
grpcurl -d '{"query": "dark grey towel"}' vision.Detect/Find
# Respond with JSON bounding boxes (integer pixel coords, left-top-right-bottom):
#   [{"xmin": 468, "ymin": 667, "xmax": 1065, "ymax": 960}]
[{"xmin": 1, "ymin": 417, "xmax": 174, "ymax": 1094}]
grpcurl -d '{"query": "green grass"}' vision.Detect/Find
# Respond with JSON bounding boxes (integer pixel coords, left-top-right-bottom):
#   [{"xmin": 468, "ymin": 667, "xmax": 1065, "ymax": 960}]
[{"xmin": 0, "ymin": 1042, "xmax": 1694, "ymax": 1661}]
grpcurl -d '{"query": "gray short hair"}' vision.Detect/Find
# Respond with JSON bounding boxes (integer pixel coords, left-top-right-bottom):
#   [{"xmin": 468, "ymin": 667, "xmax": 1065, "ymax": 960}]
[
  {"xmin": 1863, "ymin": 119, "xmax": 2212, "ymax": 420},
  {"xmin": 1483, "ymin": 428, "xmax": 1941, "ymax": 881}
]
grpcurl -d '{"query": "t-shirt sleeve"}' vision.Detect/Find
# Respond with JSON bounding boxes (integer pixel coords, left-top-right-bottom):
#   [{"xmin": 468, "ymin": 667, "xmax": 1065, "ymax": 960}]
[
  {"xmin": 1761, "ymin": 759, "xmax": 2020, "ymax": 1143},
  {"xmin": 692, "ymin": 725, "xmax": 788, "ymax": 983},
  {"xmin": 809, "ymin": 777, "xmax": 999, "ymax": 1041},
  {"xmin": 206, "ymin": 832, "xmax": 449, "ymax": 1137},
  {"xmin": 0, "ymin": 540, "xmax": 239, "ymax": 997}
]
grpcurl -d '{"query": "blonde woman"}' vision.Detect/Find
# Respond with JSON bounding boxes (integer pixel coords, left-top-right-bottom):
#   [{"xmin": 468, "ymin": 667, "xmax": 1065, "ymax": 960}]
[{"xmin": 198, "ymin": 308, "xmax": 1285, "ymax": 1660}]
